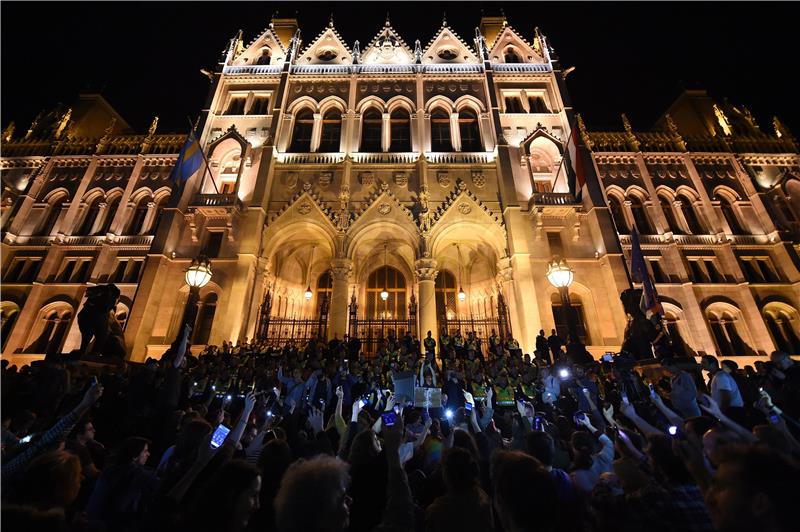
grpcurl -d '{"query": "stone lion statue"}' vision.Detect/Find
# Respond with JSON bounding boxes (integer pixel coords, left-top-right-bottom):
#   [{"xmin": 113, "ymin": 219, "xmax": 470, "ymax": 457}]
[{"xmin": 77, "ymin": 284, "xmax": 126, "ymax": 359}]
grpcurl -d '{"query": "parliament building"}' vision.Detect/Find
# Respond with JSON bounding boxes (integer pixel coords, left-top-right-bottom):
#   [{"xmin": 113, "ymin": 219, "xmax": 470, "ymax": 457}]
[{"xmin": 2, "ymin": 15, "xmax": 799, "ymax": 365}]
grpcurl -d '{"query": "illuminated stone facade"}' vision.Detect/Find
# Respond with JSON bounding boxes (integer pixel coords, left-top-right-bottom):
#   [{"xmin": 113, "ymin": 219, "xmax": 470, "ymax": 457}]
[{"xmin": 2, "ymin": 15, "xmax": 798, "ymax": 364}]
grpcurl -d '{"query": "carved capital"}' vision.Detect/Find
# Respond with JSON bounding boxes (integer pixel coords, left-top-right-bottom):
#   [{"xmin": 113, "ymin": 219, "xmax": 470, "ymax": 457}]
[
  {"xmin": 414, "ymin": 258, "xmax": 438, "ymax": 281},
  {"xmin": 330, "ymin": 258, "xmax": 353, "ymax": 282},
  {"xmin": 496, "ymin": 256, "xmax": 513, "ymax": 284}
]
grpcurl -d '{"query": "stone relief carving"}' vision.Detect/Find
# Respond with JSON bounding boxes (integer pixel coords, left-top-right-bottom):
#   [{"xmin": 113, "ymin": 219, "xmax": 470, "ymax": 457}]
[
  {"xmin": 458, "ymin": 202, "xmax": 472, "ymax": 215},
  {"xmin": 360, "ymin": 171, "xmax": 375, "ymax": 186},
  {"xmin": 378, "ymin": 203, "xmax": 392, "ymax": 215},
  {"xmin": 319, "ymin": 171, "xmax": 333, "ymax": 187},
  {"xmin": 471, "ymin": 170, "xmax": 486, "ymax": 189},
  {"xmin": 297, "ymin": 202, "xmax": 312, "ymax": 215},
  {"xmin": 393, "ymin": 172, "xmax": 408, "ymax": 187},
  {"xmin": 437, "ymin": 171, "xmax": 450, "ymax": 188}
]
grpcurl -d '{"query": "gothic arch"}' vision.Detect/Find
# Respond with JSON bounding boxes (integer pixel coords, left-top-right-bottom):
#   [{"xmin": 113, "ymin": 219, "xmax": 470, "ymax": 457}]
[
  {"xmin": 385, "ymin": 95, "xmax": 416, "ymax": 114},
  {"xmin": 317, "ymin": 96, "xmax": 348, "ymax": 116},
  {"xmin": 356, "ymin": 95, "xmax": 386, "ymax": 115},
  {"xmin": 425, "ymin": 95, "xmax": 456, "ymax": 114},
  {"xmin": 286, "ymin": 96, "xmax": 319, "ymax": 115},
  {"xmin": 453, "ymin": 95, "xmax": 487, "ymax": 114}
]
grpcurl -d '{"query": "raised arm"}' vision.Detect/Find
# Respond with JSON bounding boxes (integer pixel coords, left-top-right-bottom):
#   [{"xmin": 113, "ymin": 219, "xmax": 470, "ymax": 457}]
[
  {"xmin": 619, "ymin": 401, "xmax": 662, "ymax": 436},
  {"xmin": 650, "ymin": 390, "xmax": 685, "ymax": 428},
  {"xmin": 699, "ymin": 394, "xmax": 757, "ymax": 443}
]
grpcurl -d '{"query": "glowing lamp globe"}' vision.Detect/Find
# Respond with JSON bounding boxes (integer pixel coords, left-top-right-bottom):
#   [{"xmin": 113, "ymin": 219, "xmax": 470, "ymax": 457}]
[
  {"xmin": 380, "ymin": 289, "xmax": 389, "ymax": 301},
  {"xmin": 458, "ymin": 287, "xmax": 466, "ymax": 302},
  {"xmin": 546, "ymin": 258, "xmax": 574, "ymax": 289},
  {"xmin": 304, "ymin": 286, "xmax": 313, "ymax": 300},
  {"xmin": 185, "ymin": 255, "xmax": 213, "ymax": 288}
]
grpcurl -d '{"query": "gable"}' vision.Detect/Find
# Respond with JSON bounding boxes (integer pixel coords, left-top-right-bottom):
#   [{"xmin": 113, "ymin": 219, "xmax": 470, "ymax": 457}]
[
  {"xmin": 348, "ymin": 185, "xmax": 418, "ymax": 237},
  {"xmin": 422, "ymin": 26, "xmax": 479, "ymax": 64},
  {"xmin": 232, "ymin": 27, "xmax": 286, "ymax": 66},
  {"xmin": 296, "ymin": 26, "xmax": 352, "ymax": 65},
  {"xmin": 361, "ymin": 23, "xmax": 414, "ymax": 65},
  {"xmin": 488, "ymin": 26, "xmax": 544, "ymax": 64}
]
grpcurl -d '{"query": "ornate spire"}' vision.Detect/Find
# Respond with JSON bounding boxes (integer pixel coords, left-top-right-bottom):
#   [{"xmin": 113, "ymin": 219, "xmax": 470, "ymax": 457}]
[
  {"xmin": 385, "ymin": 11, "xmax": 391, "ymax": 26},
  {"xmin": 621, "ymin": 114, "xmax": 640, "ymax": 152},
  {"xmin": 25, "ymin": 111, "xmax": 43, "ymax": 140},
  {"xmin": 329, "ymin": 12, "xmax": 334, "ymax": 28},
  {"xmin": 741, "ymin": 106, "xmax": 760, "ymax": 132},
  {"xmin": 576, "ymin": 114, "xmax": 593, "ymax": 152},
  {"xmin": 713, "ymin": 104, "xmax": 732, "ymax": 136},
  {"xmin": 141, "ymin": 115, "xmax": 159, "ymax": 154},
  {"xmin": 773, "ymin": 116, "xmax": 791, "ymax": 139},
  {"xmin": 441, "ymin": 11, "xmax": 447, "ymax": 27},
  {"xmin": 665, "ymin": 113, "xmax": 687, "ymax": 152},
  {"xmin": 53, "ymin": 108, "xmax": 72, "ymax": 140},
  {"xmin": 352, "ymin": 40, "xmax": 361, "ymax": 64},
  {"xmin": 3, "ymin": 122, "xmax": 15, "ymax": 142},
  {"xmin": 414, "ymin": 39, "xmax": 422, "ymax": 63},
  {"xmin": 95, "ymin": 117, "xmax": 116, "ymax": 154},
  {"xmin": 148, "ymin": 115, "xmax": 159, "ymax": 137}
]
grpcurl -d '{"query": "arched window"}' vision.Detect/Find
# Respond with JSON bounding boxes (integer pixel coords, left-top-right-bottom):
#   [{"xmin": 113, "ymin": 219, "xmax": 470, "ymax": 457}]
[
  {"xmin": 1, "ymin": 302, "xmax": 20, "ymax": 350},
  {"xmin": 78, "ymin": 197, "xmax": 102, "ymax": 235},
  {"xmin": 316, "ymin": 270, "xmax": 332, "ymax": 306},
  {"xmin": 37, "ymin": 199, "xmax": 65, "ymax": 236},
  {"xmin": 366, "ymin": 266, "xmax": 406, "ymax": 319},
  {"xmin": 289, "ymin": 109, "xmax": 314, "ymax": 152},
  {"xmin": 765, "ymin": 310, "xmax": 800, "ymax": 355},
  {"xmin": 707, "ymin": 313, "xmax": 734, "ymax": 357},
  {"xmin": 318, "ymin": 110, "xmax": 342, "ymax": 153},
  {"xmin": 658, "ymin": 194, "xmax": 683, "ymax": 234},
  {"xmin": 676, "ymin": 195, "xmax": 705, "ymax": 234},
  {"xmin": 389, "ymin": 109, "xmax": 411, "ymax": 152},
  {"xmin": 706, "ymin": 309, "xmax": 754, "ymax": 356},
  {"xmin": 458, "ymin": 109, "xmax": 482, "ymax": 151},
  {"xmin": 99, "ymin": 196, "xmax": 120, "ymax": 235},
  {"xmin": 25, "ymin": 306, "xmax": 73, "ymax": 355},
  {"xmin": 435, "ymin": 270, "xmax": 458, "ymax": 322},
  {"xmin": 193, "ymin": 293, "xmax": 218, "ymax": 345},
  {"xmin": 664, "ymin": 312, "xmax": 691, "ymax": 357},
  {"xmin": 256, "ymin": 48, "xmax": 272, "ymax": 65},
  {"xmin": 504, "ymin": 97, "xmax": 524, "ymax": 113},
  {"xmin": 504, "ymin": 48, "xmax": 521, "ymax": 63},
  {"xmin": 430, "ymin": 109, "xmax": 453, "ymax": 152},
  {"xmin": 608, "ymin": 195, "xmax": 629, "ymax": 233},
  {"xmin": 551, "ymin": 292, "xmax": 590, "ymax": 344},
  {"xmin": 127, "ymin": 196, "xmax": 153, "ymax": 235},
  {"xmin": 360, "ymin": 109, "xmax": 383, "ymax": 152},
  {"xmin": 628, "ymin": 195, "xmax": 653, "ymax": 234},
  {"xmin": 719, "ymin": 196, "xmax": 746, "ymax": 235},
  {"xmin": 145, "ymin": 196, "xmax": 167, "ymax": 236},
  {"xmin": 528, "ymin": 96, "xmax": 549, "ymax": 113}
]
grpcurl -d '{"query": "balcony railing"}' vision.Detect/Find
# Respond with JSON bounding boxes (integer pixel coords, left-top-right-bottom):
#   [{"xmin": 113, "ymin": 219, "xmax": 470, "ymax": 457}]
[
  {"xmin": 492, "ymin": 63, "xmax": 552, "ymax": 73},
  {"xmin": 288, "ymin": 63, "xmax": 486, "ymax": 75},
  {"xmin": 426, "ymin": 152, "xmax": 493, "ymax": 164},
  {"xmin": 351, "ymin": 152, "xmax": 418, "ymax": 164},
  {"xmin": 191, "ymin": 193, "xmax": 242, "ymax": 208},
  {"xmin": 223, "ymin": 65, "xmax": 282, "ymax": 75},
  {"xmin": 529, "ymin": 192, "xmax": 576, "ymax": 205},
  {"xmin": 278, "ymin": 153, "xmax": 345, "ymax": 164}
]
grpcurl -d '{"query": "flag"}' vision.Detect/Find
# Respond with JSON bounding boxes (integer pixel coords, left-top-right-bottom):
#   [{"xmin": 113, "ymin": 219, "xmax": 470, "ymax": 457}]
[
  {"xmin": 170, "ymin": 132, "xmax": 204, "ymax": 183},
  {"xmin": 563, "ymin": 122, "xmax": 586, "ymax": 199},
  {"xmin": 630, "ymin": 227, "xmax": 664, "ymax": 319}
]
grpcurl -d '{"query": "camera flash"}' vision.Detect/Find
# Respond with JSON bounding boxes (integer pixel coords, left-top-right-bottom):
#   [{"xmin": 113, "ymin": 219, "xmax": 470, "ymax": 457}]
[{"xmin": 668, "ymin": 426, "xmax": 678, "ymax": 436}]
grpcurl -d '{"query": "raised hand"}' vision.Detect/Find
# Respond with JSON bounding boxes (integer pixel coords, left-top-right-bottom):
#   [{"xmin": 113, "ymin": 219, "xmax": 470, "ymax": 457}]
[
  {"xmin": 335, "ymin": 385, "xmax": 344, "ymax": 400},
  {"xmin": 308, "ymin": 407, "xmax": 324, "ymax": 434},
  {"xmin": 698, "ymin": 393, "xmax": 722, "ymax": 418},
  {"xmin": 80, "ymin": 379, "xmax": 104, "ymax": 409},
  {"xmin": 619, "ymin": 401, "xmax": 637, "ymax": 420},
  {"xmin": 244, "ymin": 391, "xmax": 257, "ymax": 415}
]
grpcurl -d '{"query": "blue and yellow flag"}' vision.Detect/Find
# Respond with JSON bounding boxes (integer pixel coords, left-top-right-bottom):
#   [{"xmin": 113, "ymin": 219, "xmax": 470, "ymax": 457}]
[{"xmin": 170, "ymin": 132, "xmax": 204, "ymax": 183}]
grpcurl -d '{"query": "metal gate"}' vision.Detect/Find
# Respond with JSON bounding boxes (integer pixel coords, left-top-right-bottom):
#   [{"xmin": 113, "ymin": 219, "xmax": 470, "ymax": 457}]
[
  {"xmin": 255, "ymin": 290, "xmax": 329, "ymax": 347},
  {"xmin": 348, "ymin": 292, "xmax": 417, "ymax": 357}
]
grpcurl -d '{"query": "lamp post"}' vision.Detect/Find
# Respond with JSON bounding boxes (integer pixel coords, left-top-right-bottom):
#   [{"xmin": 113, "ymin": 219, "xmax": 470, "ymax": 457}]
[
  {"xmin": 456, "ymin": 243, "xmax": 466, "ymax": 303},
  {"xmin": 181, "ymin": 254, "xmax": 213, "ymax": 340},
  {"xmin": 546, "ymin": 256, "xmax": 579, "ymax": 344}
]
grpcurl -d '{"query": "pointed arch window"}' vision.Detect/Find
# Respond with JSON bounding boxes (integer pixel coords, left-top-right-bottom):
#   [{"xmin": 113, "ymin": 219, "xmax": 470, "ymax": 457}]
[
  {"xmin": 435, "ymin": 270, "xmax": 458, "ymax": 322},
  {"xmin": 608, "ymin": 195, "xmax": 629, "ymax": 233},
  {"xmin": 256, "ymin": 48, "xmax": 272, "ymax": 65},
  {"xmin": 318, "ymin": 110, "xmax": 342, "ymax": 153},
  {"xmin": 99, "ymin": 196, "xmax": 120, "ymax": 235},
  {"xmin": 504, "ymin": 97, "xmax": 524, "ymax": 114},
  {"xmin": 360, "ymin": 109, "xmax": 383, "ymax": 152},
  {"xmin": 659, "ymin": 194, "xmax": 683, "ymax": 234},
  {"xmin": 458, "ymin": 109, "xmax": 482, "ymax": 151},
  {"xmin": 504, "ymin": 48, "xmax": 522, "ymax": 63},
  {"xmin": 289, "ymin": 109, "xmax": 314, "ymax": 152},
  {"xmin": 127, "ymin": 195, "xmax": 153, "ymax": 236},
  {"xmin": 367, "ymin": 266, "xmax": 406, "ymax": 319},
  {"xmin": 628, "ymin": 195, "xmax": 653, "ymax": 234},
  {"xmin": 25, "ymin": 306, "xmax": 73, "ymax": 355},
  {"xmin": 719, "ymin": 196, "xmax": 746, "ymax": 235},
  {"xmin": 37, "ymin": 197, "xmax": 65, "ymax": 236},
  {"xmin": 389, "ymin": 109, "xmax": 411, "ymax": 152},
  {"xmin": 78, "ymin": 198, "xmax": 102, "ymax": 235},
  {"xmin": 430, "ymin": 109, "xmax": 453, "ymax": 152},
  {"xmin": 676, "ymin": 194, "xmax": 705, "ymax": 234}
]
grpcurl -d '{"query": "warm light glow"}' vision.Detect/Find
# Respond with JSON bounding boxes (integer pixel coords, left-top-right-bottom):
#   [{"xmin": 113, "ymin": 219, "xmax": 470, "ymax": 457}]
[
  {"xmin": 304, "ymin": 286, "xmax": 313, "ymax": 300},
  {"xmin": 458, "ymin": 287, "xmax": 466, "ymax": 302},
  {"xmin": 380, "ymin": 289, "xmax": 389, "ymax": 301},
  {"xmin": 185, "ymin": 255, "xmax": 213, "ymax": 288},
  {"xmin": 546, "ymin": 257, "xmax": 574, "ymax": 289}
]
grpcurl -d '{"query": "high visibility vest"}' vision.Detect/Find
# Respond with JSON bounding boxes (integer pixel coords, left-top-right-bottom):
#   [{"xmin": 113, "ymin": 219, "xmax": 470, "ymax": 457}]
[{"xmin": 496, "ymin": 385, "xmax": 515, "ymax": 406}]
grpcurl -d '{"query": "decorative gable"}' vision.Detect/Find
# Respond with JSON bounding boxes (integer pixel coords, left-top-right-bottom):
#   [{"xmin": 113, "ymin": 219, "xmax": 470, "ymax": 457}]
[
  {"xmin": 268, "ymin": 183, "xmax": 337, "ymax": 228},
  {"xmin": 296, "ymin": 23, "xmax": 352, "ymax": 65},
  {"xmin": 232, "ymin": 26, "xmax": 286, "ymax": 66},
  {"xmin": 360, "ymin": 19, "xmax": 414, "ymax": 64},
  {"xmin": 488, "ymin": 26, "xmax": 544, "ymax": 64},
  {"xmin": 430, "ymin": 180, "xmax": 504, "ymax": 229},
  {"xmin": 422, "ymin": 25, "xmax": 479, "ymax": 64},
  {"xmin": 348, "ymin": 181, "xmax": 417, "ymax": 233}
]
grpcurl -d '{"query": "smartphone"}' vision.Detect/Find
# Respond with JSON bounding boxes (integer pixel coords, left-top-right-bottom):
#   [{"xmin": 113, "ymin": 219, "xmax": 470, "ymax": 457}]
[
  {"xmin": 648, "ymin": 383, "xmax": 656, "ymax": 397},
  {"xmin": 210, "ymin": 424, "xmax": 231, "ymax": 448},
  {"xmin": 360, "ymin": 398, "xmax": 368, "ymax": 407},
  {"xmin": 91, "ymin": 376, "xmax": 98, "ymax": 386},
  {"xmin": 620, "ymin": 392, "xmax": 630, "ymax": 405},
  {"xmin": 465, "ymin": 402, "xmax": 473, "ymax": 412},
  {"xmin": 381, "ymin": 411, "xmax": 397, "ymax": 427},
  {"xmin": 601, "ymin": 353, "xmax": 614, "ymax": 363},
  {"xmin": 769, "ymin": 413, "xmax": 781, "ymax": 425},
  {"xmin": 573, "ymin": 411, "xmax": 586, "ymax": 425},
  {"xmin": 19, "ymin": 434, "xmax": 33, "ymax": 444},
  {"xmin": 668, "ymin": 425, "xmax": 678, "ymax": 436},
  {"xmin": 534, "ymin": 416, "xmax": 543, "ymax": 431}
]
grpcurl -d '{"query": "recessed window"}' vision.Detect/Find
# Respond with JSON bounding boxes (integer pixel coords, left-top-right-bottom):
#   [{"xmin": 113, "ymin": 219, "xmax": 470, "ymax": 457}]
[
  {"xmin": 437, "ymin": 48, "xmax": 458, "ymax": 61},
  {"xmin": 316, "ymin": 48, "xmax": 338, "ymax": 61},
  {"xmin": 249, "ymin": 96, "xmax": 270, "ymax": 115},
  {"xmin": 225, "ymin": 97, "xmax": 246, "ymax": 115}
]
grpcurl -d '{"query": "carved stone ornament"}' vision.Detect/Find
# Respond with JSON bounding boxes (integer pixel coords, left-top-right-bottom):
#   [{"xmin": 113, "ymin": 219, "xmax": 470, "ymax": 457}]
[
  {"xmin": 437, "ymin": 171, "xmax": 450, "ymax": 188},
  {"xmin": 302, "ymin": 182, "xmax": 312, "ymax": 191},
  {"xmin": 319, "ymin": 171, "xmax": 333, "ymax": 187},
  {"xmin": 458, "ymin": 202, "xmax": 472, "ymax": 215},
  {"xmin": 285, "ymin": 172, "xmax": 299, "ymax": 189},
  {"xmin": 297, "ymin": 202, "xmax": 312, "ymax": 215},
  {"xmin": 471, "ymin": 171, "xmax": 486, "ymax": 189},
  {"xmin": 360, "ymin": 171, "xmax": 375, "ymax": 186},
  {"xmin": 378, "ymin": 203, "xmax": 392, "ymax": 215},
  {"xmin": 393, "ymin": 172, "xmax": 408, "ymax": 187}
]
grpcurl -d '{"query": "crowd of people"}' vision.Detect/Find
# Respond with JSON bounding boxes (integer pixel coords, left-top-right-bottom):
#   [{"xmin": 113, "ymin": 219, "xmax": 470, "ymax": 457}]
[{"xmin": 2, "ymin": 323, "xmax": 799, "ymax": 532}]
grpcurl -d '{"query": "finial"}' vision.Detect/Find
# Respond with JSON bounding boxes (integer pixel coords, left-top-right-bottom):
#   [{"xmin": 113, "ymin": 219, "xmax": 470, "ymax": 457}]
[
  {"xmin": 773, "ymin": 116, "xmax": 791, "ymax": 139},
  {"xmin": 414, "ymin": 39, "xmax": 422, "ymax": 63},
  {"xmin": 664, "ymin": 113, "xmax": 687, "ymax": 151},
  {"xmin": 3, "ymin": 122, "xmax": 15, "ymax": 142},
  {"xmin": 500, "ymin": 8, "xmax": 507, "ymax": 25},
  {"xmin": 53, "ymin": 108, "xmax": 72, "ymax": 140},
  {"xmin": 442, "ymin": 11, "xmax": 447, "ymax": 27},
  {"xmin": 352, "ymin": 40, "xmax": 361, "ymax": 64},
  {"xmin": 329, "ymin": 13, "xmax": 334, "ymax": 28},
  {"xmin": 621, "ymin": 114, "xmax": 632, "ymax": 133},
  {"xmin": 385, "ymin": 11, "xmax": 391, "ymax": 26},
  {"xmin": 576, "ymin": 114, "xmax": 594, "ymax": 152},
  {"xmin": 621, "ymin": 114, "xmax": 640, "ymax": 152},
  {"xmin": 25, "ymin": 110, "xmax": 43, "ymax": 140}
]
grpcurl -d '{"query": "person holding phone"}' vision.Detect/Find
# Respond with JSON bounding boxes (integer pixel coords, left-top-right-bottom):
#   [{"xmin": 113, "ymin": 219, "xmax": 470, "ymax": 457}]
[{"xmin": 661, "ymin": 357, "xmax": 701, "ymax": 418}]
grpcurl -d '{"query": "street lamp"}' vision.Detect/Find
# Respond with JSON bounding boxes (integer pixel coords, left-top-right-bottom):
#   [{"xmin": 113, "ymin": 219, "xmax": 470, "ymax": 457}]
[
  {"xmin": 304, "ymin": 245, "xmax": 316, "ymax": 301},
  {"xmin": 546, "ymin": 256, "xmax": 579, "ymax": 344},
  {"xmin": 380, "ymin": 243, "xmax": 389, "ymax": 301},
  {"xmin": 456, "ymin": 243, "xmax": 466, "ymax": 302},
  {"xmin": 180, "ymin": 254, "xmax": 212, "ymax": 340}
]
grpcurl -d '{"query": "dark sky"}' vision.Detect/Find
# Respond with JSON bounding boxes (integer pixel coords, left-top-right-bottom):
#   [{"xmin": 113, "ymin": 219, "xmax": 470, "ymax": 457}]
[{"xmin": 2, "ymin": 2, "xmax": 797, "ymax": 135}]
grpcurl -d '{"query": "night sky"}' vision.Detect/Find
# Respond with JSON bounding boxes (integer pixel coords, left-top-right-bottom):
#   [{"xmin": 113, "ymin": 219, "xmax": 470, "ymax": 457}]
[{"xmin": 2, "ymin": 2, "xmax": 797, "ymax": 135}]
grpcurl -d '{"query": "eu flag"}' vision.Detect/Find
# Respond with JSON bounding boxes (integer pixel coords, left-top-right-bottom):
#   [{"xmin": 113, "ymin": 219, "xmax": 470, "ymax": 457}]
[{"xmin": 170, "ymin": 132, "xmax": 204, "ymax": 183}]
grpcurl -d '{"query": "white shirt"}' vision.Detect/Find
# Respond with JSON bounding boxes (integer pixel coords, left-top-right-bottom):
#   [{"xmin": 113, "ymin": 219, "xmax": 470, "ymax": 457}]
[{"xmin": 711, "ymin": 371, "xmax": 744, "ymax": 408}]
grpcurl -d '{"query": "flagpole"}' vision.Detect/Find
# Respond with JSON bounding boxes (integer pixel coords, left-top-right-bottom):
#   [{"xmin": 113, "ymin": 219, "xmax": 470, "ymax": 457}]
[{"xmin": 187, "ymin": 116, "xmax": 220, "ymax": 195}]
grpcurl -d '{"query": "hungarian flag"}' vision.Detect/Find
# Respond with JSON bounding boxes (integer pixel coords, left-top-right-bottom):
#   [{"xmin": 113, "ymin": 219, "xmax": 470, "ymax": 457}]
[
  {"xmin": 563, "ymin": 122, "xmax": 586, "ymax": 200},
  {"xmin": 630, "ymin": 227, "xmax": 664, "ymax": 319}
]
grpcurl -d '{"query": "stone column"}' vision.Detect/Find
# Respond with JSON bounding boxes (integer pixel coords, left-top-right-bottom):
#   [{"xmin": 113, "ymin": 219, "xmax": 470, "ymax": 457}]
[
  {"xmin": 310, "ymin": 113, "xmax": 323, "ymax": 152},
  {"xmin": 329, "ymin": 258, "xmax": 353, "ymax": 339},
  {"xmin": 415, "ymin": 258, "xmax": 438, "ymax": 345},
  {"xmin": 449, "ymin": 112, "xmax": 461, "ymax": 151},
  {"xmin": 381, "ymin": 112, "xmax": 391, "ymax": 152}
]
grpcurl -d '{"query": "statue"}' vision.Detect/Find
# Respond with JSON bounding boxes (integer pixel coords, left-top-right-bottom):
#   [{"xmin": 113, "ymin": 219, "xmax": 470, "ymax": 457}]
[
  {"xmin": 77, "ymin": 284, "xmax": 126, "ymax": 359},
  {"xmin": 619, "ymin": 288, "xmax": 657, "ymax": 360}
]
